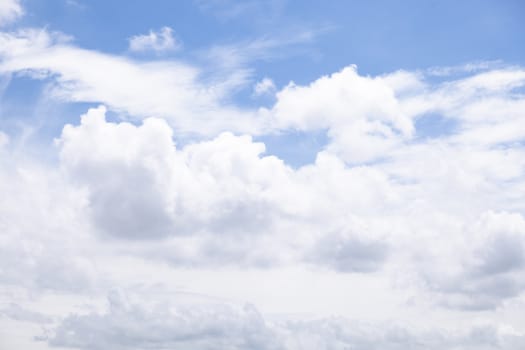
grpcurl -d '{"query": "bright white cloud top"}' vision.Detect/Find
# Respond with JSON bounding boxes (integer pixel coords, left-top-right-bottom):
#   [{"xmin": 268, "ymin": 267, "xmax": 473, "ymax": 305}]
[{"xmin": 1, "ymin": 1, "xmax": 525, "ymax": 349}]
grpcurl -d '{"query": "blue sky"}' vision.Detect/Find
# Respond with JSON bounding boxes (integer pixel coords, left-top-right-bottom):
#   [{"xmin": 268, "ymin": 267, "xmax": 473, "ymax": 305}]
[
  {"xmin": 19, "ymin": 0, "xmax": 525, "ymax": 78},
  {"xmin": 2, "ymin": 1, "xmax": 525, "ymax": 349}
]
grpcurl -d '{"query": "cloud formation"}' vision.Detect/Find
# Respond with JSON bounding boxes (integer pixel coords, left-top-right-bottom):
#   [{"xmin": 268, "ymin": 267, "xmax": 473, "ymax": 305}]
[
  {"xmin": 0, "ymin": 29, "xmax": 261, "ymax": 136},
  {"xmin": 1, "ymin": 9, "xmax": 525, "ymax": 347},
  {"xmin": 47, "ymin": 292, "xmax": 281, "ymax": 350},
  {"xmin": 128, "ymin": 26, "xmax": 180, "ymax": 53},
  {"xmin": 42, "ymin": 292, "xmax": 525, "ymax": 350},
  {"xmin": 0, "ymin": 0, "xmax": 22, "ymax": 26}
]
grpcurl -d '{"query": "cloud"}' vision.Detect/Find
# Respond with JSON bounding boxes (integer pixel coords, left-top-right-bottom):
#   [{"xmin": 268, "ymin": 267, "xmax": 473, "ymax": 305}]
[
  {"xmin": 52, "ymin": 95, "xmax": 525, "ymax": 312},
  {"xmin": 261, "ymin": 64, "xmax": 525, "ymax": 164},
  {"xmin": 128, "ymin": 26, "xmax": 180, "ymax": 53},
  {"xmin": 2, "ymin": 27, "xmax": 524, "ymax": 149},
  {"xmin": 46, "ymin": 291, "xmax": 282, "ymax": 350},
  {"xmin": 307, "ymin": 228, "xmax": 388, "ymax": 273},
  {"xmin": 58, "ymin": 106, "xmax": 178, "ymax": 239},
  {"xmin": 420, "ymin": 211, "xmax": 525, "ymax": 310},
  {"xmin": 279, "ymin": 319, "xmax": 525, "ymax": 350},
  {"xmin": 3, "ymin": 28, "xmax": 525, "ymax": 347},
  {"xmin": 0, "ymin": 0, "xmax": 23, "ymax": 26},
  {"xmin": 0, "ymin": 130, "xmax": 8, "ymax": 147},
  {"xmin": 0, "ymin": 29, "xmax": 262, "ymax": 136},
  {"xmin": 0, "ymin": 148, "xmax": 97, "ymax": 293},
  {"xmin": 0, "ymin": 303, "xmax": 53, "ymax": 324},
  {"xmin": 265, "ymin": 65, "xmax": 415, "ymax": 163},
  {"xmin": 253, "ymin": 77, "xmax": 276, "ymax": 96},
  {"xmin": 57, "ymin": 106, "xmax": 285, "ymax": 240},
  {"xmin": 55, "ymin": 106, "xmax": 398, "ymax": 273},
  {"xmin": 42, "ymin": 292, "xmax": 525, "ymax": 350}
]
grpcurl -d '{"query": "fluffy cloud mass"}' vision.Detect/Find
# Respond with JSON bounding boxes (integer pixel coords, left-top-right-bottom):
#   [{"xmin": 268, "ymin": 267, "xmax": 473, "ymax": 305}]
[
  {"xmin": 2, "ymin": 8, "xmax": 525, "ymax": 349},
  {"xmin": 0, "ymin": 0, "xmax": 23, "ymax": 26}
]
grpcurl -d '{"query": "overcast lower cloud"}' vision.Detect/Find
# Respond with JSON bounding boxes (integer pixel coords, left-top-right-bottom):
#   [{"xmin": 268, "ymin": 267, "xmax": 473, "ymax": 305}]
[
  {"xmin": 38, "ymin": 291, "xmax": 525, "ymax": 350},
  {"xmin": 1, "ymin": 1, "xmax": 525, "ymax": 349}
]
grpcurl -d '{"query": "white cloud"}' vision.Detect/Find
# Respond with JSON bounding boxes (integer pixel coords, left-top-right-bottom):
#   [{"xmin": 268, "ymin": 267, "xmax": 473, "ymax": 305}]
[
  {"xmin": 58, "ymin": 106, "xmax": 178, "ymax": 239},
  {"xmin": 55, "ymin": 106, "xmax": 399, "ymax": 272},
  {"xmin": 263, "ymin": 64, "xmax": 525, "ymax": 164},
  {"xmin": 418, "ymin": 211, "xmax": 525, "ymax": 310},
  {"xmin": 128, "ymin": 26, "xmax": 180, "ymax": 53},
  {"xmin": 0, "ymin": 150, "xmax": 97, "ymax": 294},
  {"xmin": 266, "ymin": 66, "xmax": 415, "ymax": 163},
  {"xmin": 307, "ymin": 227, "xmax": 388, "ymax": 273},
  {"xmin": 48, "ymin": 99, "xmax": 525, "ymax": 314},
  {"xmin": 253, "ymin": 77, "xmax": 276, "ymax": 96},
  {"xmin": 0, "ymin": 29, "xmax": 263, "ymax": 136},
  {"xmin": 3, "ymin": 22, "xmax": 525, "ymax": 345},
  {"xmin": 0, "ymin": 130, "xmax": 8, "ymax": 147},
  {"xmin": 57, "ymin": 106, "xmax": 285, "ymax": 240},
  {"xmin": 0, "ymin": 0, "xmax": 23, "ymax": 26}
]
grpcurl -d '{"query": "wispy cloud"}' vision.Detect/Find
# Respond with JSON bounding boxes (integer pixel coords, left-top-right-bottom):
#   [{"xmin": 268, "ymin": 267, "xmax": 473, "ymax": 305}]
[{"xmin": 128, "ymin": 26, "xmax": 181, "ymax": 54}]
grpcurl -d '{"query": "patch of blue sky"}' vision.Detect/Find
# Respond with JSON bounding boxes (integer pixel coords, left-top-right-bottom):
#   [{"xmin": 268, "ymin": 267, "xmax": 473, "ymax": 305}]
[
  {"xmin": 255, "ymin": 129, "xmax": 329, "ymax": 168},
  {"xmin": 509, "ymin": 85, "xmax": 525, "ymax": 96},
  {"xmin": 19, "ymin": 0, "xmax": 525, "ymax": 79},
  {"xmin": 414, "ymin": 113, "xmax": 459, "ymax": 140},
  {"xmin": 0, "ymin": 76, "xmax": 99, "ymax": 154},
  {"xmin": 0, "ymin": 75, "xmax": 48, "ymax": 136}
]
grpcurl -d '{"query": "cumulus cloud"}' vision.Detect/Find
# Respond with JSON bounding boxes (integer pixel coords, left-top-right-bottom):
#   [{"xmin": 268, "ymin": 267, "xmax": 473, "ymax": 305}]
[
  {"xmin": 57, "ymin": 106, "xmax": 286, "ymax": 240},
  {"xmin": 307, "ymin": 228, "xmax": 388, "ymax": 273},
  {"xmin": 419, "ymin": 211, "xmax": 525, "ymax": 310},
  {"xmin": 3, "ymin": 23, "xmax": 525, "ymax": 345},
  {"xmin": 1, "ymin": 63, "xmax": 524, "ymax": 314},
  {"xmin": 51, "ymin": 93, "xmax": 525, "ymax": 305},
  {"xmin": 128, "ymin": 26, "xmax": 180, "ymax": 53},
  {"xmin": 0, "ymin": 130, "xmax": 8, "ymax": 147},
  {"xmin": 54, "ymin": 106, "xmax": 399, "ymax": 273},
  {"xmin": 58, "ymin": 106, "xmax": 178, "ymax": 239},
  {"xmin": 0, "ymin": 150, "xmax": 97, "ymax": 293},
  {"xmin": 261, "ymin": 64, "xmax": 525, "ymax": 164},
  {"xmin": 0, "ymin": 0, "xmax": 23, "ymax": 26}
]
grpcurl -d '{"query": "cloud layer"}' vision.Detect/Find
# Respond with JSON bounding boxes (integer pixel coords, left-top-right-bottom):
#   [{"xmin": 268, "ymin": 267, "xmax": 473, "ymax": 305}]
[
  {"xmin": 2, "ymin": 7, "xmax": 525, "ymax": 349},
  {"xmin": 41, "ymin": 291, "xmax": 525, "ymax": 350}
]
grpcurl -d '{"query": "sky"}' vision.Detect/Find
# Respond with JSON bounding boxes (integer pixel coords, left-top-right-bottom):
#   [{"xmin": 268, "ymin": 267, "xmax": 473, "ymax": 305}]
[{"xmin": 1, "ymin": 0, "xmax": 525, "ymax": 349}]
